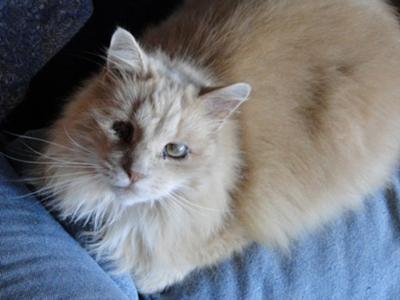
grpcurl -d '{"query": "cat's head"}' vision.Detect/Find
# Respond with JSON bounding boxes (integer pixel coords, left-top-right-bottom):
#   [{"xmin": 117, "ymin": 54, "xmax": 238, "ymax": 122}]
[{"xmin": 42, "ymin": 28, "xmax": 250, "ymax": 220}]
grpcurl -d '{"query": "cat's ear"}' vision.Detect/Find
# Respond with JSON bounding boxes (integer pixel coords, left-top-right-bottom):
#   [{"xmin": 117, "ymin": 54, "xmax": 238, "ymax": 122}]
[
  {"xmin": 200, "ymin": 83, "xmax": 251, "ymax": 125},
  {"xmin": 107, "ymin": 27, "xmax": 147, "ymax": 74}
]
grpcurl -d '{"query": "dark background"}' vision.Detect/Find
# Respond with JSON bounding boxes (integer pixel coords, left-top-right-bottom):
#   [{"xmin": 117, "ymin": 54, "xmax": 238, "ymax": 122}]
[
  {"xmin": 3, "ymin": 0, "xmax": 182, "ymax": 134},
  {"xmin": 3, "ymin": 0, "xmax": 400, "ymax": 134}
]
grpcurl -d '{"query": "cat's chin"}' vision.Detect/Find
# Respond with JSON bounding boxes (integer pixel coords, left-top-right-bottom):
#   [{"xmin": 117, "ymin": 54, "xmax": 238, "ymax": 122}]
[
  {"xmin": 113, "ymin": 188, "xmax": 150, "ymax": 207},
  {"xmin": 116, "ymin": 186, "xmax": 186, "ymax": 208},
  {"xmin": 120, "ymin": 197, "xmax": 149, "ymax": 207}
]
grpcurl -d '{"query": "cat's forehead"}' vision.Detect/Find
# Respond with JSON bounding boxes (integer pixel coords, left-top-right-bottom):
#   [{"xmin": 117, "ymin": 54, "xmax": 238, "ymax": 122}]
[
  {"xmin": 110, "ymin": 75, "xmax": 190, "ymax": 118},
  {"xmin": 91, "ymin": 75, "xmax": 197, "ymax": 140}
]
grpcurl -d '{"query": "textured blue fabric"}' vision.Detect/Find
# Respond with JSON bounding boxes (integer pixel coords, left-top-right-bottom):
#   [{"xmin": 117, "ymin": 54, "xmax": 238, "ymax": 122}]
[
  {"xmin": 155, "ymin": 168, "xmax": 400, "ymax": 299},
  {"xmin": 0, "ymin": 0, "xmax": 92, "ymax": 122},
  {"xmin": 0, "ymin": 155, "xmax": 138, "ymax": 299}
]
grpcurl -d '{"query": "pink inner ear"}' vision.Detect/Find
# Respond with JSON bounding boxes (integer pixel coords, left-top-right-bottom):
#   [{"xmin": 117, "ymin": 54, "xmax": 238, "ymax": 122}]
[
  {"xmin": 107, "ymin": 27, "xmax": 147, "ymax": 73},
  {"xmin": 205, "ymin": 97, "xmax": 243, "ymax": 119},
  {"xmin": 200, "ymin": 82, "xmax": 251, "ymax": 120}
]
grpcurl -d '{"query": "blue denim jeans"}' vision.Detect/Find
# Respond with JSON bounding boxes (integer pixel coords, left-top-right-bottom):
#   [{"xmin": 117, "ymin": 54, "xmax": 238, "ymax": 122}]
[
  {"xmin": 0, "ymin": 155, "xmax": 137, "ymax": 299},
  {"xmin": 1, "ymin": 150, "xmax": 400, "ymax": 300}
]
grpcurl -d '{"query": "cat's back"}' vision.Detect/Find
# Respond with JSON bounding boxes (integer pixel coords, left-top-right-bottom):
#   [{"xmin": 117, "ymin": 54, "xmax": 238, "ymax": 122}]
[
  {"xmin": 146, "ymin": 0, "xmax": 400, "ymax": 245},
  {"xmin": 143, "ymin": 0, "xmax": 400, "ymax": 75},
  {"xmin": 231, "ymin": 0, "xmax": 400, "ymax": 245},
  {"xmin": 143, "ymin": 0, "xmax": 400, "ymax": 120}
]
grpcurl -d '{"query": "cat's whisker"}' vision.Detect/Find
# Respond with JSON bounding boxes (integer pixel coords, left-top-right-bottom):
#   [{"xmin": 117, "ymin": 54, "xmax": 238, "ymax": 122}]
[
  {"xmin": 163, "ymin": 198, "xmax": 191, "ymax": 220},
  {"xmin": 63, "ymin": 126, "xmax": 93, "ymax": 155},
  {"xmin": 42, "ymin": 175, "xmax": 104, "ymax": 214},
  {"xmin": 163, "ymin": 194, "xmax": 199, "ymax": 219},
  {"xmin": 41, "ymin": 184, "xmax": 96, "ymax": 211},
  {"xmin": 39, "ymin": 158, "xmax": 98, "ymax": 168},
  {"xmin": 101, "ymin": 160, "xmax": 114, "ymax": 172},
  {"xmin": 2, "ymin": 131, "xmax": 76, "ymax": 152},
  {"xmin": 170, "ymin": 191, "xmax": 221, "ymax": 213},
  {"xmin": 38, "ymin": 154, "xmax": 98, "ymax": 167},
  {"xmin": 164, "ymin": 193, "xmax": 188, "ymax": 212},
  {"xmin": 9, "ymin": 171, "xmax": 96, "ymax": 183},
  {"xmin": 16, "ymin": 140, "xmax": 98, "ymax": 168},
  {"xmin": 166, "ymin": 191, "xmax": 211, "ymax": 217},
  {"xmin": 10, "ymin": 144, "xmax": 91, "ymax": 167},
  {"xmin": 38, "ymin": 174, "xmax": 103, "ymax": 201},
  {"xmin": 7, "ymin": 181, "xmax": 71, "ymax": 200},
  {"xmin": 1, "ymin": 152, "xmax": 98, "ymax": 169},
  {"xmin": 2, "ymin": 149, "xmax": 97, "ymax": 168}
]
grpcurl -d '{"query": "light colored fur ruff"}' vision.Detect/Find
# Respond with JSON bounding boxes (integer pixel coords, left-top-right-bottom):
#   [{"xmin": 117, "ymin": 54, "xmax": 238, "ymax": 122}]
[{"xmin": 38, "ymin": 0, "xmax": 400, "ymax": 293}]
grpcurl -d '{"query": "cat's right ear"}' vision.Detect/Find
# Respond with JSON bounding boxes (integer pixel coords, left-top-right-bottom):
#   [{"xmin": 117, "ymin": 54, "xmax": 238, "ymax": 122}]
[
  {"xmin": 200, "ymin": 83, "xmax": 251, "ymax": 128},
  {"xmin": 106, "ymin": 27, "xmax": 147, "ymax": 74}
]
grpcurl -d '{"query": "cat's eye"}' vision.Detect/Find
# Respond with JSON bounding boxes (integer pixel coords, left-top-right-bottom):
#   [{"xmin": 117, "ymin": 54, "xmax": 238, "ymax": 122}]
[
  {"xmin": 112, "ymin": 121, "xmax": 133, "ymax": 143},
  {"xmin": 163, "ymin": 143, "xmax": 189, "ymax": 159}
]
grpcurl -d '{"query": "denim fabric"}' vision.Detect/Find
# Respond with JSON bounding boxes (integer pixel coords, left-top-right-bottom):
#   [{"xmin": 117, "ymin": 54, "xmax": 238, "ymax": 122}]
[{"xmin": 0, "ymin": 155, "xmax": 137, "ymax": 300}]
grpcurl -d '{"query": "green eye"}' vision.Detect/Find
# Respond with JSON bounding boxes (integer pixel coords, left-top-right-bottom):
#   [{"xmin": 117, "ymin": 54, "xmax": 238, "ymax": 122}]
[{"xmin": 163, "ymin": 143, "xmax": 189, "ymax": 159}]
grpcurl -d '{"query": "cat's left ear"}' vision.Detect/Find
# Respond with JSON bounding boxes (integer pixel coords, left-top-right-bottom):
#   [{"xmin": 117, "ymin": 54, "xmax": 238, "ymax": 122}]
[
  {"xmin": 107, "ymin": 27, "xmax": 147, "ymax": 74},
  {"xmin": 200, "ymin": 83, "xmax": 251, "ymax": 126}
]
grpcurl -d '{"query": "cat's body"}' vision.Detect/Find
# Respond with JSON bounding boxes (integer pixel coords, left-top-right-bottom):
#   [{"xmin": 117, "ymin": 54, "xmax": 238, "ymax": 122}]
[{"xmin": 38, "ymin": 0, "xmax": 400, "ymax": 293}]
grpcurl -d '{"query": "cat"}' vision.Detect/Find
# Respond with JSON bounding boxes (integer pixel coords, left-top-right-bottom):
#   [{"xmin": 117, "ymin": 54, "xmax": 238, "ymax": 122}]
[{"xmin": 35, "ymin": 0, "xmax": 400, "ymax": 293}]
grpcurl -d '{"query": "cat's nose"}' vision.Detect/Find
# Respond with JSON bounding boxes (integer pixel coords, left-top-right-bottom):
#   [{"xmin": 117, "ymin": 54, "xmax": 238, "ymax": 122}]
[
  {"xmin": 126, "ymin": 170, "xmax": 145, "ymax": 183},
  {"xmin": 112, "ymin": 169, "xmax": 144, "ymax": 188}
]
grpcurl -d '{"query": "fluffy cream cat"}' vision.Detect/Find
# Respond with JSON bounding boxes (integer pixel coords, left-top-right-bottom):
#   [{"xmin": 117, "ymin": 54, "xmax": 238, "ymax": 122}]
[{"xmin": 37, "ymin": 0, "xmax": 400, "ymax": 293}]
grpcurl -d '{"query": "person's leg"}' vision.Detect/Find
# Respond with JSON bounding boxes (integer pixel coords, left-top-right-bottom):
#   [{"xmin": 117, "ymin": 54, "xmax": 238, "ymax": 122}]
[{"xmin": 0, "ymin": 155, "xmax": 138, "ymax": 300}]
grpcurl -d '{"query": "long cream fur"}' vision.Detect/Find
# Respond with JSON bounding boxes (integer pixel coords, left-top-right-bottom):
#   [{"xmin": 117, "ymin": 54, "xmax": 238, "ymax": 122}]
[{"xmin": 36, "ymin": 0, "xmax": 400, "ymax": 293}]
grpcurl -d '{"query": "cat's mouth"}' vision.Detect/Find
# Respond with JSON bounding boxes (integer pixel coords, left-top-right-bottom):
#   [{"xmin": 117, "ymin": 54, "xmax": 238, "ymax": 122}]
[
  {"xmin": 112, "ymin": 182, "xmax": 140, "ymax": 194},
  {"xmin": 115, "ymin": 188, "xmax": 150, "ymax": 206}
]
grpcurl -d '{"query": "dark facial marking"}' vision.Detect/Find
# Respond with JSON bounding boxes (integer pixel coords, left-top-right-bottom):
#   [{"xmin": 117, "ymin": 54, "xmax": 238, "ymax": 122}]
[
  {"xmin": 199, "ymin": 85, "xmax": 223, "ymax": 96},
  {"xmin": 131, "ymin": 122, "xmax": 143, "ymax": 146},
  {"xmin": 113, "ymin": 119, "xmax": 143, "ymax": 176},
  {"xmin": 121, "ymin": 152, "xmax": 133, "ymax": 178},
  {"xmin": 112, "ymin": 121, "xmax": 134, "ymax": 144}
]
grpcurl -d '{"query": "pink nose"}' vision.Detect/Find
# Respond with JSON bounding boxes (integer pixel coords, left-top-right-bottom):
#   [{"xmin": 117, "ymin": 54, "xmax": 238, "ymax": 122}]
[{"xmin": 127, "ymin": 170, "xmax": 144, "ymax": 183}]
